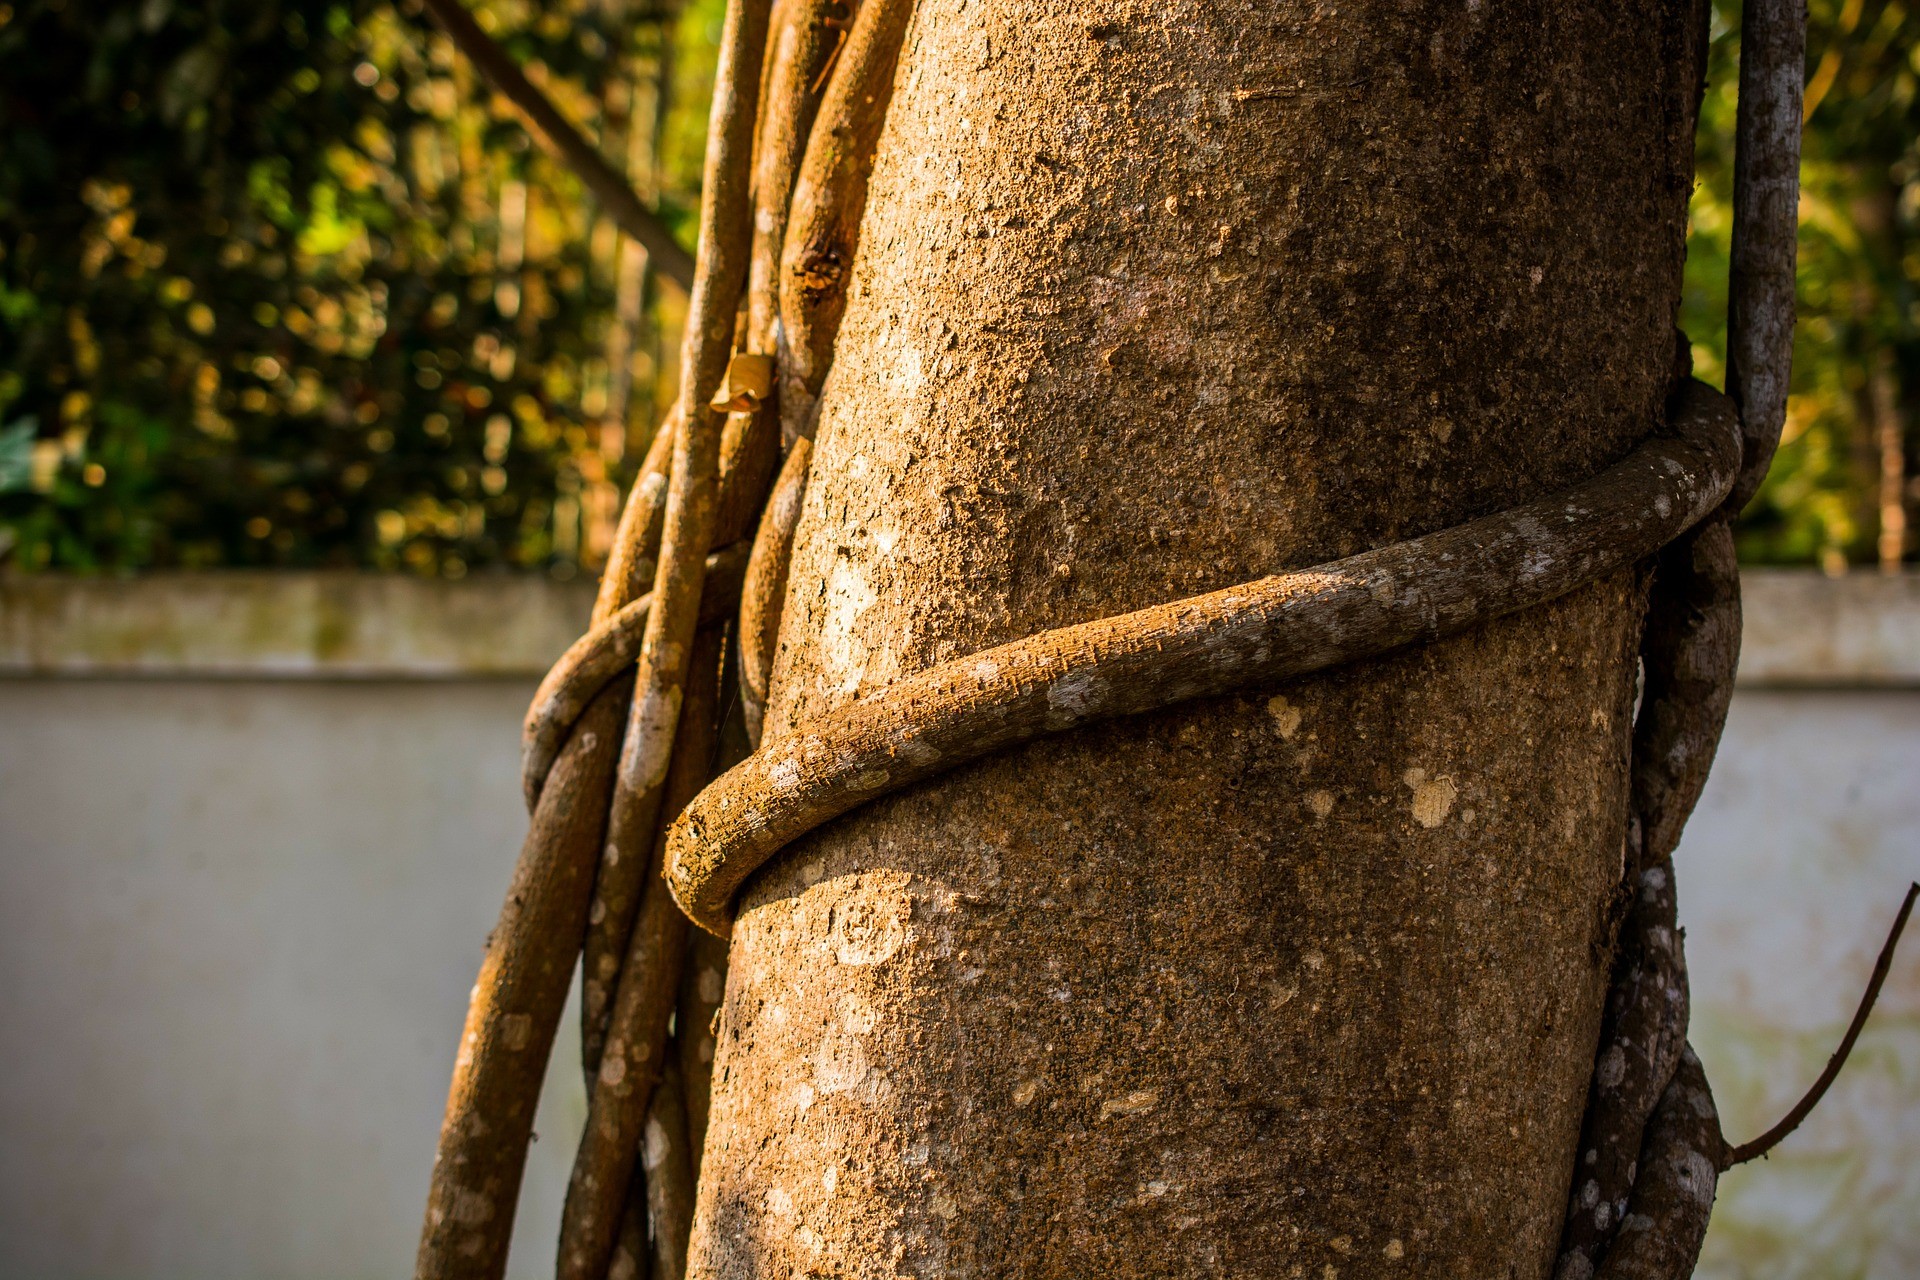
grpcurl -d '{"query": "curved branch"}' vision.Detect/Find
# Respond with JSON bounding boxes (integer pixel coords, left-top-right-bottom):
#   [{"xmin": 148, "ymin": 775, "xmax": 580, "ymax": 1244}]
[
  {"xmin": 521, "ymin": 541, "xmax": 750, "ymax": 810},
  {"xmin": 593, "ymin": 411, "xmax": 679, "ymax": 629},
  {"xmin": 667, "ymin": 382, "xmax": 1743, "ymax": 935},
  {"xmin": 417, "ymin": 0, "xmax": 697, "ymax": 292},
  {"xmin": 1725, "ymin": 880, "xmax": 1919, "ymax": 1166}
]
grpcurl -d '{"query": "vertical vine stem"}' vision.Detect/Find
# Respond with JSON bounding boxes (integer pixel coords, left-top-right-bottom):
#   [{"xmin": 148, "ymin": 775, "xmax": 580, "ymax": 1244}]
[
  {"xmin": 592, "ymin": 412, "xmax": 678, "ymax": 632},
  {"xmin": 416, "ymin": 676, "xmax": 632, "ymax": 1280},
  {"xmin": 775, "ymin": 0, "xmax": 917, "ymax": 443},
  {"xmin": 706, "ymin": 0, "xmax": 842, "ymax": 542},
  {"xmin": 1726, "ymin": 0, "xmax": 1805, "ymax": 511},
  {"xmin": 738, "ymin": 436, "xmax": 811, "ymax": 744},
  {"xmin": 1592, "ymin": 1047, "xmax": 1726, "ymax": 1280},
  {"xmin": 639, "ymin": 1061, "xmax": 698, "ymax": 1280},
  {"xmin": 1556, "ymin": 515, "xmax": 1739, "ymax": 1279},
  {"xmin": 578, "ymin": 0, "xmax": 772, "ymax": 1083},
  {"xmin": 676, "ymin": 929, "xmax": 732, "ymax": 1165},
  {"xmin": 562, "ymin": 626, "xmax": 726, "ymax": 1280},
  {"xmin": 680, "ymin": 662, "xmax": 757, "ymax": 1174},
  {"xmin": 750, "ymin": 0, "xmax": 840, "ymax": 358}
]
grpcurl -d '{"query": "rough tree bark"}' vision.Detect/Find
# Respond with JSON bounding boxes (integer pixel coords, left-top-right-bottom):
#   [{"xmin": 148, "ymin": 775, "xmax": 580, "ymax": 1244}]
[{"xmin": 688, "ymin": 3, "xmax": 1707, "ymax": 1278}]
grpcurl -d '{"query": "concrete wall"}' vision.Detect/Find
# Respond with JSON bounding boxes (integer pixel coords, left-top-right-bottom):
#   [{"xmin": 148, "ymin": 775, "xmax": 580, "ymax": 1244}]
[{"xmin": 1, "ymin": 572, "xmax": 1916, "ymax": 1279}]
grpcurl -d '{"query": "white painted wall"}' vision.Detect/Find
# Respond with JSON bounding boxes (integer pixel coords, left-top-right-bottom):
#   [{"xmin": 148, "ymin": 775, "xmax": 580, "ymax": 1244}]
[
  {"xmin": 0, "ymin": 573, "xmax": 1914, "ymax": 1278},
  {"xmin": 0, "ymin": 680, "xmax": 585, "ymax": 1280},
  {"xmin": 1687, "ymin": 691, "xmax": 1920, "ymax": 1279}
]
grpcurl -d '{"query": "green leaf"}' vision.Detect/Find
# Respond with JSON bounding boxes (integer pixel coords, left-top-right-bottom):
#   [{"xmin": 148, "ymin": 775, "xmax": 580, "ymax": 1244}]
[
  {"xmin": 0, "ymin": 417, "xmax": 39, "ymax": 494},
  {"xmin": 159, "ymin": 42, "xmax": 225, "ymax": 126}
]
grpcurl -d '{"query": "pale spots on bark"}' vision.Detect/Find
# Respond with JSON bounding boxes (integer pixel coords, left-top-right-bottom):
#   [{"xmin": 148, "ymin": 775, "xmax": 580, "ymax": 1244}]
[
  {"xmin": 1402, "ymin": 768, "xmax": 1458, "ymax": 829},
  {"xmin": 1266, "ymin": 694, "xmax": 1303, "ymax": 740}
]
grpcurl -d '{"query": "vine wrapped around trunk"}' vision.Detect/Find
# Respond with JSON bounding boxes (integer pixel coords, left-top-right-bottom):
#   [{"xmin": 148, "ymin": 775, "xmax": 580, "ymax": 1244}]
[{"xmin": 412, "ymin": 2, "xmax": 1920, "ymax": 1279}]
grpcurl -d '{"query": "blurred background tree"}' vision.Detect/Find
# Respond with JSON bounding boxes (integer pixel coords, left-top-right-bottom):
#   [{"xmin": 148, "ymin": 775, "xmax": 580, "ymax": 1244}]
[
  {"xmin": 1685, "ymin": 0, "xmax": 1917, "ymax": 572},
  {"xmin": 0, "ymin": 0, "xmax": 1913, "ymax": 575},
  {"xmin": 0, "ymin": 0, "xmax": 723, "ymax": 576}
]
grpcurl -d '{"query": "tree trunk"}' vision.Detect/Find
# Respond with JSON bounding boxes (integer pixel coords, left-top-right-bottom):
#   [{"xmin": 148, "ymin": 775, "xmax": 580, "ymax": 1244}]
[{"xmin": 689, "ymin": 3, "xmax": 1704, "ymax": 1276}]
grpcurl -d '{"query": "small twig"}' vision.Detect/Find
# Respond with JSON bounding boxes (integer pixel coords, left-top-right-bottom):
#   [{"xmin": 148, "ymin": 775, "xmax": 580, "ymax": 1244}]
[
  {"xmin": 1724, "ymin": 881, "xmax": 1919, "ymax": 1166},
  {"xmin": 809, "ymin": 20, "xmax": 849, "ymax": 94},
  {"xmin": 416, "ymin": 0, "xmax": 696, "ymax": 291}
]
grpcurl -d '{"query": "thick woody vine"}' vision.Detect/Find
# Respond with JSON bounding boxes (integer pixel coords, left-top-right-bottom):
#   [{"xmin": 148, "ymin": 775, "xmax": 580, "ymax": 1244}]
[{"xmin": 411, "ymin": 2, "xmax": 1916, "ymax": 1279}]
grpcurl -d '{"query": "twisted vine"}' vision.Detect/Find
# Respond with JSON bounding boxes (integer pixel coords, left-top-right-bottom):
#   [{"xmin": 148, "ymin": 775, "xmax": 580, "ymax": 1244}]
[{"xmin": 415, "ymin": 3, "xmax": 1918, "ymax": 1280}]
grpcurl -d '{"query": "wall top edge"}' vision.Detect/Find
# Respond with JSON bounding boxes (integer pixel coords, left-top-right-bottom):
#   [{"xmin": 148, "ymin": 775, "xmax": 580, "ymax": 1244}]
[{"xmin": 1, "ymin": 569, "xmax": 1915, "ymax": 685}]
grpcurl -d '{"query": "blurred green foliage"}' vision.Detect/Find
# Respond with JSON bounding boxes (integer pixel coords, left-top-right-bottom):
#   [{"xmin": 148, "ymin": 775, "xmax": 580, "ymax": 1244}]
[
  {"xmin": 0, "ymin": 0, "xmax": 1913, "ymax": 573},
  {"xmin": 0, "ymin": 0, "xmax": 720, "ymax": 575},
  {"xmin": 1685, "ymin": 0, "xmax": 1918, "ymax": 569}
]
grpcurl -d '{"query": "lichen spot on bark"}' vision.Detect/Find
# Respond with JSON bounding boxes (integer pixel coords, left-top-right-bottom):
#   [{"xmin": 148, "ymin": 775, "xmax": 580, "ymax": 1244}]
[
  {"xmin": 451, "ymin": 1188, "xmax": 494, "ymax": 1226},
  {"xmin": 643, "ymin": 1116, "xmax": 669, "ymax": 1172},
  {"xmin": 1267, "ymin": 694, "xmax": 1303, "ymax": 739},
  {"xmin": 826, "ymin": 874, "xmax": 913, "ymax": 966},
  {"xmin": 812, "ymin": 1013, "xmax": 872, "ymax": 1096},
  {"xmin": 1099, "ymin": 1088, "xmax": 1160, "ymax": 1120},
  {"xmin": 1402, "ymin": 767, "xmax": 1458, "ymax": 828},
  {"xmin": 819, "ymin": 557, "xmax": 879, "ymax": 697}
]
